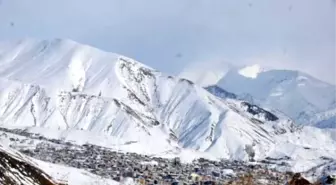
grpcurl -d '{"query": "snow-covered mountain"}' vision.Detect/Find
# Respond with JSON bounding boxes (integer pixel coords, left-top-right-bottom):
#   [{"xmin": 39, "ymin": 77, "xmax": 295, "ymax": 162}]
[
  {"xmin": 0, "ymin": 38, "xmax": 284, "ymax": 160},
  {"xmin": 180, "ymin": 61, "xmax": 335, "ymax": 127},
  {"xmin": 216, "ymin": 64, "xmax": 336, "ymax": 127},
  {"xmin": 0, "ymin": 39, "xmax": 335, "ymax": 167}
]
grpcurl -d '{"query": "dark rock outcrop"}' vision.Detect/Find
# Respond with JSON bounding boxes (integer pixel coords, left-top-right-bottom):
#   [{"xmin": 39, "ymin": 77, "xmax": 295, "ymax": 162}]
[
  {"xmin": 205, "ymin": 85, "xmax": 279, "ymax": 122},
  {"xmin": 288, "ymin": 173, "xmax": 312, "ymax": 185},
  {"xmin": 205, "ymin": 85, "xmax": 237, "ymax": 99},
  {"xmin": 0, "ymin": 145, "xmax": 62, "ymax": 185},
  {"xmin": 241, "ymin": 102, "xmax": 279, "ymax": 121}
]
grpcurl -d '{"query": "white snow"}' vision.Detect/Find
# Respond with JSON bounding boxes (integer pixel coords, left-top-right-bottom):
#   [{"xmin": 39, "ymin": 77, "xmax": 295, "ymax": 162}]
[
  {"xmin": 34, "ymin": 158, "xmax": 119, "ymax": 185},
  {"xmin": 238, "ymin": 64, "xmax": 264, "ymax": 78},
  {"xmin": 140, "ymin": 160, "xmax": 159, "ymax": 166},
  {"xmin": 222, "ymin": 169, "xmax": 235, "ymax": 175}
]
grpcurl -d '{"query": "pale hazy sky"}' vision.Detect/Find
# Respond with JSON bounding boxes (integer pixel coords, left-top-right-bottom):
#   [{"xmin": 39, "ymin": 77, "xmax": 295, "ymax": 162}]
[{"xmin": 0, "ymin": 0, "xmax": 335, "ymax": 84}]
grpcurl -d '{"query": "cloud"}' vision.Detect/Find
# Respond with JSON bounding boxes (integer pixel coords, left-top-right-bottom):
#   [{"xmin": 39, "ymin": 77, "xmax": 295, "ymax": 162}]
[{"xmin": 0, "ymin": 0, "xmax": 334, "ymax": 83}]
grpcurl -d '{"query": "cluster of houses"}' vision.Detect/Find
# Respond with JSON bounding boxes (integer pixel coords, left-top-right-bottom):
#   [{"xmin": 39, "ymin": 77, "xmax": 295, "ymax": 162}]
[{"xmin": 18, "ymin": 141, "xmax": 291, "ymax": 185}]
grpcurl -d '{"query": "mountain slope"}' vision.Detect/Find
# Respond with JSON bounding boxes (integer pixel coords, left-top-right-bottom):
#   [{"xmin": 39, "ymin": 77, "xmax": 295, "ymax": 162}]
[
  {"xmin": 0, "ymin": 143, "xmax": 119, "ymax": 185},
  {"xmin": 0, "ymin": 39, "xmax": 335, "ymax": 166},
  {"xmin": 205, "ymin": 85, "xmax": 280, "ymax": 122},
  {"xmin": 216, "ymin": 65, "xmax": 336, "ymax": 127},
  {"xmin": 0, "ymin": 144, "xmax": 59, "ymax": 185},
  {"xmin": 34, "ymin": 157, "xmax": 119, "ymax": 185},
  {"xmin": 310, "ymin": 109, "xmax": 336, "ymax": 129}
]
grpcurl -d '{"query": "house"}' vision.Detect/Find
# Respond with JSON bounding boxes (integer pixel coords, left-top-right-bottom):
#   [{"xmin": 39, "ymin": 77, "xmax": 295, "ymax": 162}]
[{"xmin": 190, "ymin": 173, "xmax": 202, "ymax": 182}]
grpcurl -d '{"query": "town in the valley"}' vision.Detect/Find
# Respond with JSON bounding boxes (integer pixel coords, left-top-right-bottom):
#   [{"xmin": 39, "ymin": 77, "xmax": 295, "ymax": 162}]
[{"xmin": 0, "ymin": 127, "xmax": 335, "ymax": 185}]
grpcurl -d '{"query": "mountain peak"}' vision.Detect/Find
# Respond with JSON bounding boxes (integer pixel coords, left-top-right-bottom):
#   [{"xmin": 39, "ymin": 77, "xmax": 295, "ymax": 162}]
[{"xmin": 238, "ymin": 64, "xmax": 265, "ymax": 79}]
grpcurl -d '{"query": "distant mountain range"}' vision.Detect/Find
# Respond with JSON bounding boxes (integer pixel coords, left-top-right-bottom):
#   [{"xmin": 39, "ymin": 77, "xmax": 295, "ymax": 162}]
[{"xmin": 181, "ymin": 62, "xmax": 336, "ymax": 128}]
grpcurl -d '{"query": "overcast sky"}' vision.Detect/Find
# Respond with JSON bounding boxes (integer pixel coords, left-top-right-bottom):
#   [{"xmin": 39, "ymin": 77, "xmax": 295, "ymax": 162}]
[{"xmin": 0, "ymin": 0, "xmax": 335, "ymax": 84}]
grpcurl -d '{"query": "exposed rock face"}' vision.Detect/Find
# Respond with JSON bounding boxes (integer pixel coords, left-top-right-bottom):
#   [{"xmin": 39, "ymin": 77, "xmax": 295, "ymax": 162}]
[
  {"xmin": 205, "ymin": 85, "xmax": 279, "ymax": 122},
  {"xmin": 240, "ymin": 102, "xmax": 279, "ymax": 122},
  {"xmin": 205, "ymin": 85, "xmax": 237, "ymax": 99},
  {"xmin": 0, "ymin": 145, "xmax": 61, "ymax": 185},
  {"xmin": 288, "ymin": 173, "xmax": 312, "ymax": 185}
]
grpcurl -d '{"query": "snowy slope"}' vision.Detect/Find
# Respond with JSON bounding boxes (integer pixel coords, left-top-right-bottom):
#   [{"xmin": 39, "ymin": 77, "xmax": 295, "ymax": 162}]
[
  {"xmin": 0, "ymin": 143, "xmax": 118, "ymax": 185},
  {"xmin": 216, "ymin": 64, "xmax": 336, "ymax": 127},
  {"xmin": 310, "ymin": 109, "xmax": 336, "ymax": 129},
  {"xmin": 204, "ymin": 85, "xmax": 334, "ymax": 172},
  {"xmin": 34, "ymin": 158, "xmax": 119, "ymax": 185},
  {"xmin": 206, "ymin": 85, "xmax": 283, "ymax": 123},
  {"xmin": 0, "ymin": 39, "xmax": 335, "ymax": 166},
  {"xmin": 0, "ymin": 144, "xmax": 59, "ymax": 185}
]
